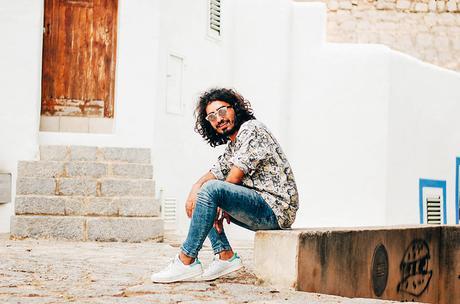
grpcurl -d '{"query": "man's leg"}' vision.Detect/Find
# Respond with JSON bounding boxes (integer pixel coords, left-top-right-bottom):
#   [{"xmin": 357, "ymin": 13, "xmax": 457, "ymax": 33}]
[{"xmin": 181, "ymin": 180, "xmax": 279, "ymax": 261}]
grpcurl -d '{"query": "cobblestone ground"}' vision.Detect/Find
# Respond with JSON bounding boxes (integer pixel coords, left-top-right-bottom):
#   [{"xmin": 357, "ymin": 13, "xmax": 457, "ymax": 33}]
[{"xmin": 0, "ymin": 234, "xmax": 407, "ymax": 304}]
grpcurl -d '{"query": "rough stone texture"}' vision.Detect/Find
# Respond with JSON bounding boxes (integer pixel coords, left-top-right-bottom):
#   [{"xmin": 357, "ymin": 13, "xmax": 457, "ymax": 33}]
[
  {"xmin": 10, "ymin": 216, "xmax": 85, "ymax": 241},
  {"xmin": 16, "ymin": 178, "xmax": 56, "ymax": 195},
  {"xmin": 117, "ymin": 198, "xmax": 160, "ymax": 217},
  {"xmin": 111, "ymin": 163, "xmax": 153, "ymax": 179},
  {"xmin": 86, "ymin": 217, "xmax": 163, "ymax": 242},
  {"xmin": 100, "ymin": 179, "xmax": 155, "ymax": 197},
  {"xmin": 325, "ymin": 0, "xmax": 460, "ymax": 72},
  {"xmin": 62, "ymin": 197, "xmax": 118, "ymax": 216},
  {"xmin": 14, "ymin": 146, "xmax": 162, "ymax": 243},
  {"xmin": 0, "ymin": 236, "xmax": 402, "ymax": 304},
  {"xmin": 18, "ymin": 161, "xmax": 65, "ymax": 178},
  {"xmin": 58, "ymin": 178, "xmax": 97, "ymax": 196},
  {"xmin": 39, "ymin": 145, "xmax": 68, "ymax": 161},
  {"xmin": 255, "ymin": 226, "xmax": 459, "ymax": 303},
  {"xmin": 66, "ymin": 162, "xmax": 108, "ymax": 177},
  {"xmin": 70, "ymin": 146, "xmax": 97, "ymax": 161},
  {"xmin": 83, "ymin": 197, "xmax": 118, "ymax": 216},
  {"xmin": 15, "ymin": 196, "xmax": 66, "ymax": 215},
  {"xmin": 100, "ymin": 147, "xmax": 151, "ymax": 164}
]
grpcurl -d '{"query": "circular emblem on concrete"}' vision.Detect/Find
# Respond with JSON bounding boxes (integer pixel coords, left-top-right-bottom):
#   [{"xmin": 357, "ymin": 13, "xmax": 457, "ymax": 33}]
[{"xmin": 371, "ymin": 243, "xmax": 389, "ymax": 297}]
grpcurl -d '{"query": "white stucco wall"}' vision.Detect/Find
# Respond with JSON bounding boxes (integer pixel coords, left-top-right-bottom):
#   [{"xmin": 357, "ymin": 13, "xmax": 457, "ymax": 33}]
[
  {"xmin": 287, "ymin": 2, "xmax": 390, "ymax": 228},
  {"xmin": 386, "ymin": 53, "xmax": 460, "ymax": 225},
  {"xmin": 0, "ymin": 0, "xmax": 43, "ymax": 232},
  {"xmin": 0, "ymin": 0, "xmax": 163, "ymax": 232},
  {"xmin": 39, "ymin": 0, "xmax": 160, "ymax": 148},
  {"xmin": 1, "ymin": 0, "xmax": 459, "ymax": 235}
]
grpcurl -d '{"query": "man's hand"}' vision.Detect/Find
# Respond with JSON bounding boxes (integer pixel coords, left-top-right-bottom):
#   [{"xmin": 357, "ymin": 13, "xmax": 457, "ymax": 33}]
[
  {"xmin": 185, "ymin": 172, "xmax": 216, "ymax": 218},
  {"xmin": 214, "ymin": 207, "xmax": 231, "ymax": 234},
  {"xmin": 185, "ymin": 185, "xmax": 199, "ymax": 218}
]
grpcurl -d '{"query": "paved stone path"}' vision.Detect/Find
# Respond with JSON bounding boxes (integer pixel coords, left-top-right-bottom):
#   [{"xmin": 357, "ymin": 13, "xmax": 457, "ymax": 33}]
[{"xmin": 0, "ymin": 234, "xmax": 408, "ymax": 303}]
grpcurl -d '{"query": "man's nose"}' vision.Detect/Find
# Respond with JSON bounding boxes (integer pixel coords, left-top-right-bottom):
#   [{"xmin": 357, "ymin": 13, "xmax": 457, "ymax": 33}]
[{"xmin": 216, "ymin": 116, "xmax": 224, "ymax": 124}]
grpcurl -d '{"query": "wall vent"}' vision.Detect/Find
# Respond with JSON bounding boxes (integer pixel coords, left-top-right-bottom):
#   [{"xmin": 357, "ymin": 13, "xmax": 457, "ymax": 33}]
[
  {"xmin": 209, "ymin": 0, "xmax": 221, "ymax": 38},
  {"xmin": 425, "ymin": 196, "xmax": 442, "ymax": 224},
  {"xmin": 162, "ymin": 197, "xmax": 177, "ymax": 224}
]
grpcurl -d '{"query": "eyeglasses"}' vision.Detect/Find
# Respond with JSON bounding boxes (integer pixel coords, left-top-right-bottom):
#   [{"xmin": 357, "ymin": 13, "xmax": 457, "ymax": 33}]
[{"xmin": 205, "ymin": 106, "xmax": 232, "ymax": 122}]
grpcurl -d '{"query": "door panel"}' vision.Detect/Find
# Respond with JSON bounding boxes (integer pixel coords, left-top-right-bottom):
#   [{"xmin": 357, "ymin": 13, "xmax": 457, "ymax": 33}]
[{"xmin": 41, "ymin": 0, "xmax": 118, "ymax": 118}]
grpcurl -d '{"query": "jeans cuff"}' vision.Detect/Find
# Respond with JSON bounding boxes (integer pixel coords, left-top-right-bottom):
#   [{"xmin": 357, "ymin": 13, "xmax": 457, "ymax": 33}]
[
  {"xmin": 180, "ymin": 245, "xmax": 198, "ymax": 259},
  {"xmin": 212, "ymin": 245, "xmax": 232, "ymax": 255}
]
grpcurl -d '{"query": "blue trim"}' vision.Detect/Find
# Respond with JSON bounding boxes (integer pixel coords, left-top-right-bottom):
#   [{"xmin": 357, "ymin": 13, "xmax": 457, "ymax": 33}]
[
  {"xmin": 419, "ymin": 178, "xmax": 447, "ymax": 224},
  {"xmin": 456, "ymin": 158, "xmax": 460, "ymax": 224}
]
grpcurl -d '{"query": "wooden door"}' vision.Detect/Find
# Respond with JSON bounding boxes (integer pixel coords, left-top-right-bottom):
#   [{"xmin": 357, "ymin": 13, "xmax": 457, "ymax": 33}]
[{"xmin": 41, "ymin": 0, "xmax": 118, "ymax": 118}]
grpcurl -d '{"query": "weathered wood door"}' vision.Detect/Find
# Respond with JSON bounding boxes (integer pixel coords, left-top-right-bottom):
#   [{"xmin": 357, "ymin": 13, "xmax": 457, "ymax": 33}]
[{"xmin": 41, "ymin": 0, "xmax": 118, "ymax": 118}]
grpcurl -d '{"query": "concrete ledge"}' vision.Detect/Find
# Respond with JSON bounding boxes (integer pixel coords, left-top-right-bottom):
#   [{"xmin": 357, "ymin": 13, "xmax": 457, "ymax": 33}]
[{"xmin": 255, "ymin": 226, "xmax": 459, "ymax": 303}]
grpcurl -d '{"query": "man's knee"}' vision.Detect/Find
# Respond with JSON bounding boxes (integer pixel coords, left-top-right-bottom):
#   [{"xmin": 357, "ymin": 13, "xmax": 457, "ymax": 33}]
[{"xmin": 198, "ymin": 180, "xmax": 225, "ymax": 201}]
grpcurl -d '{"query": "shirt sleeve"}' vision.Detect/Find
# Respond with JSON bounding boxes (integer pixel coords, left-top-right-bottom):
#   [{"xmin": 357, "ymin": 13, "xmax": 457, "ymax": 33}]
[
  {"xmin": 210, "ymin": 146, "xmax": 232, "ymax": 180},
  {"xmin": 230, "ymin": 123, "xmax": 271, "ymax": 176}
]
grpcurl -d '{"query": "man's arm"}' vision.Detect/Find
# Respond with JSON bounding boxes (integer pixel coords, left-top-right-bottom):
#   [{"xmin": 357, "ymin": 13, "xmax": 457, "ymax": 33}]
[
  {"xmin": 185, "ymin": 166, "xmax": 244, "ymax": 217},
  {"xmin": 225, "ymin": 166, "xmax": 244, "ymax": 184},
  {"xmin": 185, "ymin": 171, "xmax": 216, "ymax": 218}
]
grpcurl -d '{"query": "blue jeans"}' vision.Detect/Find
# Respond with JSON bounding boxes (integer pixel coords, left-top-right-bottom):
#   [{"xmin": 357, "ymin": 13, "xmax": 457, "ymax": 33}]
[{"xmin": 181, "ymin": 180, "xmax": 280, "ymax": 258}]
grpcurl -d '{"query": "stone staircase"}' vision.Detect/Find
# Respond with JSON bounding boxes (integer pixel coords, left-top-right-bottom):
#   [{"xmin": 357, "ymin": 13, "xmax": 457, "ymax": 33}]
[{"xmin": 10, "ymin": 145, "xmax": 164, "ymax": 242}]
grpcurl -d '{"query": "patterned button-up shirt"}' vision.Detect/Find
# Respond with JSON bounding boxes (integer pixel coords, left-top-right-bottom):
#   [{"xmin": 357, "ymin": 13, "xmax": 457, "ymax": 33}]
[{"xmin": 210, "ymin": 119, "xmax": 299, "ymax": 228}]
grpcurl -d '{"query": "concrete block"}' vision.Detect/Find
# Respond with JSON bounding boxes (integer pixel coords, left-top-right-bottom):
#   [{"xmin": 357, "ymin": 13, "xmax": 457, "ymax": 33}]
[
  {"xmin": 87, "ymin": 217, "xmax": 163, "ymax": 242},
  {"xmin": 62, "ymin": 197, "xmax": 117, "ymax": 216},
  {"xmin": 18, "ymin": 161, "xmax": 65, "ymax": 178},
  {"xmin": 446, "ymin": 1, "xmax": 458, "ymax": 12},
  {"xmin": 396, "ymin": 0, "xmax": 411, "ymax": 10},
  {"xmin": 111, "ymin": 163, "xmax": 153, "ymax": 179},
  {"xmin": 254, "ymin": 230, "xmax": 302, "ymax": 288},
  {"xmin": 255, "ymin": 226, "xmax": 459, "ymax": 303},
  {"xmin": 84, "ymin": 197, "xmax": 118, "ymax": 216},
  {"xmin": 117, "ymin": 197, "xmax": 160, "ymax": 217},
  {"xmin": 15, "ymin": 195, "xmax": 66, "ymax": 215},
  {"xmin": 70, "ymin": 146, "xmax": 97, "ymax": 161},
  {"xmin": 415, "ymin": 3, "xmax": 429, "ymax": 12},
  {"xmin": 58, "ymin": 178, "xmax": 97, "ymax": 196},
  {"xmin": 100, "ymin": 179, "xmax": 154, "ymax": 197},
  {"xmin": 16, "ymin": 178, "xmax": 56, "ymax": 195},
  {"xmin": 100, "ymin": 147, "xmax": 151, "ymax": 164},
  {"xmin": 439, "ymin": 226, "xmax": 460, "ymax": 303},
  {"xmin": 40, "ymin": 145, "xmax": 68, "ymax": 161},
  {"xmin": 10, "ymin": 215, "xmax": 85, "ymax": 241},
  {"xmin": 66, "ymin": 162, "xmax": 108, "ymax": 177}
]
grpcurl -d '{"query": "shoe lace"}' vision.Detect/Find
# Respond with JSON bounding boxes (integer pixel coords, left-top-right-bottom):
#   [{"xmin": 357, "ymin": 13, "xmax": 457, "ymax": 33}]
[{"xmin": 159, "ymin": 257, "xmax": 177, "ymax": 274}]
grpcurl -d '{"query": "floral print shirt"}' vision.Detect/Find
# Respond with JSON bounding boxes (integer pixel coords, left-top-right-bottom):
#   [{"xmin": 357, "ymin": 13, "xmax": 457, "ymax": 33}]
[{"xmin": 210, "ymin": 120, "xmax": 299, "ymax": 228}]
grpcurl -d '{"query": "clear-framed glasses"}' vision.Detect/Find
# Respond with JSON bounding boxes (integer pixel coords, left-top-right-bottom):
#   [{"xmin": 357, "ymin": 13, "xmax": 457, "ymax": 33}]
[{"xmin": 205, "ymin": 105, "xmax": 232, "ymax": 122}]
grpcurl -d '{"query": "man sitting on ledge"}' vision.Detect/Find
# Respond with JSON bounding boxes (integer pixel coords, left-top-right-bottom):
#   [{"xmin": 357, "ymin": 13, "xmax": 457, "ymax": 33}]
[{"xmin": 151, "ymin": 88, "xmax": 299, "ymax": 283}]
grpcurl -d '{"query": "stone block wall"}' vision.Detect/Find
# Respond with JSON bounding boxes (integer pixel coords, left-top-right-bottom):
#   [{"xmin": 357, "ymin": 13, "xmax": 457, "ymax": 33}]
[{"xmin": 324, "ymin": 0, "xmax": 460, "ymax": 71}]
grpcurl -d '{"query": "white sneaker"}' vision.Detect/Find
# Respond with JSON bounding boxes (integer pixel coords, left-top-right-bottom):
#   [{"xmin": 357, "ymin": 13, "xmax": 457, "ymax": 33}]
[
  {"xmin": 151, "ymin": 254, "xmax": 203, "ymax": 283},
  {"xmin": 200, "ymin": 252, "xmax": 243, "ymax": 281}
]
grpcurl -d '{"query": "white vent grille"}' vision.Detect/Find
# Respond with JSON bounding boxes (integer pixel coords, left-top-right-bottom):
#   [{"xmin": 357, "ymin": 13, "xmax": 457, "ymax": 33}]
[
  {"xmin": 209, "ymin": 0, "xmax": 221, "ymax": 37},
  {"xmin": 162, "ymin": 197, "xmax": 177, "ymax": 223},
  {"xmin": 426, "ymin": 196, "xmax": 442, "ymax": 224}
]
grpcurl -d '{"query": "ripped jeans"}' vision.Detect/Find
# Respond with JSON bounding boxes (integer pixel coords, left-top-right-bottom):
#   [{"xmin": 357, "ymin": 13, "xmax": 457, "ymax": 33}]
[{"xmin": 181, "ymin": 180, "xmax": 280, "ymax": 258}]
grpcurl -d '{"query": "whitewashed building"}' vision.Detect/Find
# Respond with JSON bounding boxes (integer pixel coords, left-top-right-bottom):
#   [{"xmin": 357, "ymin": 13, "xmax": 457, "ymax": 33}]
[{"xmin": 0, "ymin": 0, "xmax": 459, "ymax": 241}]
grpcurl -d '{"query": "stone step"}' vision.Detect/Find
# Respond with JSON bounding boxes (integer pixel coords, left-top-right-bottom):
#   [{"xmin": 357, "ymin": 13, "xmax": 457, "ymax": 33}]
[
  {"xmin": 15, "ymin": 195, "xmax": 160, "ymax": 217},
  {"xmin": 18, "ymin": 161, "xmax": 153, "ymax": 179},
  {"xmin": 40, "ymin": 145, "xmax": 151, "ymax": 164},
  {"xmin": 254, "ymin": 226, "xmax": 460, "ymax": 304},
  {"xmin": 10, "ymin": 215, "xmax": 164, "ymax": 242},
  {"xmin": 16, "ymin": 177, "xmax": 155, "ymax": 197}
]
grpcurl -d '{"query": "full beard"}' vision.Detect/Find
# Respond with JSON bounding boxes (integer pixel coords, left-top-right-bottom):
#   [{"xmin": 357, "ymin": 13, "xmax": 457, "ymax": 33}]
[{"xmin": 217, "ymin": 120, "xmax": 237, "ymax": 137}]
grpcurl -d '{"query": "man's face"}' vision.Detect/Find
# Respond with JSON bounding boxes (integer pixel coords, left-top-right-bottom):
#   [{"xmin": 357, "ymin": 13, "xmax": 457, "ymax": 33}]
[{"xmin": 205, "ymin": 100, "xmax": 237, "ymax": 136}]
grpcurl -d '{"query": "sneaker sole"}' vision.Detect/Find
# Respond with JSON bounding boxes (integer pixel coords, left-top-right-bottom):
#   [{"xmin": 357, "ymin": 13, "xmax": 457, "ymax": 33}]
[
  {"xmin": 151, "ymin": 268, "xmax": 203, "ymax": 283},
  {"xmin": 200, "ymin": 262, "xmax": 243, "ymax": 281}
]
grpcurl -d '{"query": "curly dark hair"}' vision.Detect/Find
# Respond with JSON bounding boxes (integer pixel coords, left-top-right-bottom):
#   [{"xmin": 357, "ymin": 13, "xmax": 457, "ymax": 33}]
[{"xmin": 195, "ymin": 88, "xmax": 256, "ymax": 147}]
